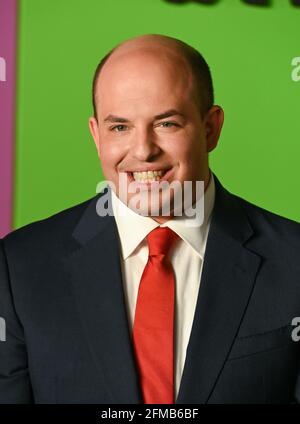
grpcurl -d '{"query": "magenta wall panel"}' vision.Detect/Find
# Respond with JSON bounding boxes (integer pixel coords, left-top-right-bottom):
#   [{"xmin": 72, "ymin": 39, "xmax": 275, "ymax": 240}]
[{"xmin": 0, "ymin": 0, "xmax": 17, "ymax": 237}]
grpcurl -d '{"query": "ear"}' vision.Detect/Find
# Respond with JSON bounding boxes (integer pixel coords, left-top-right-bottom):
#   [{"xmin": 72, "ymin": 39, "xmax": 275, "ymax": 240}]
[
  {"xmin": 89, "ymin": 116, "xmax": 101, "ymax": 156},
  {"xmin": 204, "ymin": 105, "xmax": 224, "ymax": 153}
]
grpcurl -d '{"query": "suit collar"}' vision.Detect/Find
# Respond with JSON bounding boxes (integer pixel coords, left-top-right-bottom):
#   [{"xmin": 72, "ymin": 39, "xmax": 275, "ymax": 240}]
[{"xmin": 211, "ymin": 173, "xmax": 254, "ymax": 245}]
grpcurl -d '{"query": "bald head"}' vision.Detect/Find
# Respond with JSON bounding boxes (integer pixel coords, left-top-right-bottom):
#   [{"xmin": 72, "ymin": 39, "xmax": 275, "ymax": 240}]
[{"xmin": 92, "ymin": 34, "xmax": 214, "ymax": 119}]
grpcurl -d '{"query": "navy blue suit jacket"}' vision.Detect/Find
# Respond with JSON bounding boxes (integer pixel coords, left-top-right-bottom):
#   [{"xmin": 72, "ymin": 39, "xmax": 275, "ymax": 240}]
[{"xmin": 1, "ymin": 175, "xmax": 300, "ymax": 403}]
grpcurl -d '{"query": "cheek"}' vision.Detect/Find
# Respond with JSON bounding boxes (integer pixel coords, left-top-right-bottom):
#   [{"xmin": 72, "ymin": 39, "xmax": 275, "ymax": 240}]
[
  {"xmin": 171, "ymin": 133, "xmax": 203, "ymax": 164},
  {"xmin": 98, "ymin": 142, "xmax": 127, "ymax": 173},
  {"xmin": 174, "ymin": 137, "xmax": 206, "ymax": 180}
]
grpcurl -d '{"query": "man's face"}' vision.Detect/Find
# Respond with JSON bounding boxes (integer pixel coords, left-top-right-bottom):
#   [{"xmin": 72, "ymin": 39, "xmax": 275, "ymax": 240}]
[{"xmin": 89, "ymin": 45, "xmax": 223, "ymax": 222}]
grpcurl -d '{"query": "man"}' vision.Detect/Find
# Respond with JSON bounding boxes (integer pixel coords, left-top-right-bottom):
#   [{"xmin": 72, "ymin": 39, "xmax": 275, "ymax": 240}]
[{"xmin": 1, "ymin": 34, "xmax": 300, "ymax": 404}]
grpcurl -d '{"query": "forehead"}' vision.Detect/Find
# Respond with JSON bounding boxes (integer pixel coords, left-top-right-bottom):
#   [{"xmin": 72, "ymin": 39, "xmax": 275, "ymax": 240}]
[{"xmin": 95, "ymin": 47, "xmax": 194, "ymax": 114}]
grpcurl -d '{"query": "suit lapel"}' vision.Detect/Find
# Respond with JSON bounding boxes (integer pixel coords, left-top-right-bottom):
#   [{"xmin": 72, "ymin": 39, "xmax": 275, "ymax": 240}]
[
  {"xmin": 63, "ymin": 188, "xmax": 142, "ymax": 403},
  {"xmin": 176, "ymin": 176, "xmax": 262, "ymax": 404}
]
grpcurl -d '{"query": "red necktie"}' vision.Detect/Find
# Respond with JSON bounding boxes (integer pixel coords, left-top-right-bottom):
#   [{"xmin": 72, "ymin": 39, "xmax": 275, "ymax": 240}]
[{"xmin": 132, "ymin": 227, "xmax": 179, "ymax": 404}]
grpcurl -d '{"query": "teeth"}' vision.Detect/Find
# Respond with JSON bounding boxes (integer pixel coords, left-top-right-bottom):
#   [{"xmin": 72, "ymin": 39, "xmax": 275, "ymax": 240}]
[{"xmin": 132, "ymin": 170, "xmax": 166, "ymax": 182}]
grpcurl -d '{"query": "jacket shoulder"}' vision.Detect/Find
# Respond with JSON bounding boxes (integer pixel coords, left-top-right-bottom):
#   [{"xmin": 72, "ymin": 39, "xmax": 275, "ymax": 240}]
[
  {"xmin": 2, "ymin": 195, "xmax": 98, "ymax": 250},
  {"xmin": 235, "ymin": 193, "xmax": 300, "ymax": 246}
]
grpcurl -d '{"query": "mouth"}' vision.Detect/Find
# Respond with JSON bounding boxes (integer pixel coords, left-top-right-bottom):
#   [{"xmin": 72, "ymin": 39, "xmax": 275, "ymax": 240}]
[{"xmin": 124, "ymin": 168, "xmax": 173, "ymax": 185}]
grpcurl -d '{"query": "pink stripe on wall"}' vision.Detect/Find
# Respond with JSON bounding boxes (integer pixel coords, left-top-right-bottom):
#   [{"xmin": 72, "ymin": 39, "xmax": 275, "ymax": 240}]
[{"xmin": 0, "ymin": 0, "xmax": 17, "ymax": 237}]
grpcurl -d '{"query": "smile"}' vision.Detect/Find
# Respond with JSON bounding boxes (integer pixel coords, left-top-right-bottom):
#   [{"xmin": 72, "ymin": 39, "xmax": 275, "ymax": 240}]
[{"xmin": 125, "ymin": 168, "xmax": 172, "ymax": 184}]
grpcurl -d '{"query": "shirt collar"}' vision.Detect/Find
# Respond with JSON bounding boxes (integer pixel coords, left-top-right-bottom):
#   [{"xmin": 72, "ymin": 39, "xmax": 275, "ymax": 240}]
[{"xmin": 111, "ymin": 173, "xmax": 215, "ymax": 260}]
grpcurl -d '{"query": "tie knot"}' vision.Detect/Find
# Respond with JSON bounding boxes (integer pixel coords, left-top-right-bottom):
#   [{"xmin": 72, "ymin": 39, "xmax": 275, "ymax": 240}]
[{"xmin": 147, "ymin": 227, "xmax": 179, "ymax": 257}]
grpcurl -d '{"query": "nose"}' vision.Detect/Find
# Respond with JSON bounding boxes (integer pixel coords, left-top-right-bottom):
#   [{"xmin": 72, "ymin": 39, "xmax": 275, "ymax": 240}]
[{"xmin": 131, "ymin": 127, "xmax": 161, "ymax": 162}]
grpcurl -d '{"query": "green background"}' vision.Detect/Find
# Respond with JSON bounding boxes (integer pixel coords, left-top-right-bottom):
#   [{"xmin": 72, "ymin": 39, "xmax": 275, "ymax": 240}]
[{"xmin": 14, "ymin": 0, "xmax": 300, "ymax": 228}]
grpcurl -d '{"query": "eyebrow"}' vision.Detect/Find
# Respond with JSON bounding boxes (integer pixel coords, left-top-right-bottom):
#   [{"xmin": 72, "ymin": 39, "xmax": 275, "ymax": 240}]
[{"xmin": 103, "ymin": 109, "xmax": 185, "ymax": 123}]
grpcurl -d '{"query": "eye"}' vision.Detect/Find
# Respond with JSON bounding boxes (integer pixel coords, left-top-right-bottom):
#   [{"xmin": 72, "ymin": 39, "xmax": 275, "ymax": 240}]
[
  {"xmin": 110, "ymin": 124, "xmax": 128, "ymax": 132},
  {"xmin": 158, "ymin": 121, "xmax": 178, "ymax": 128}
]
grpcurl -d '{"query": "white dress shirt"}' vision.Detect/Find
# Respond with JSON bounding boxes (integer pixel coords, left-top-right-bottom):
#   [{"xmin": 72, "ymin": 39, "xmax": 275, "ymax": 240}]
[{"xmin": 111, "ymin": 173, "xmax": 215, "ymax": 400}]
